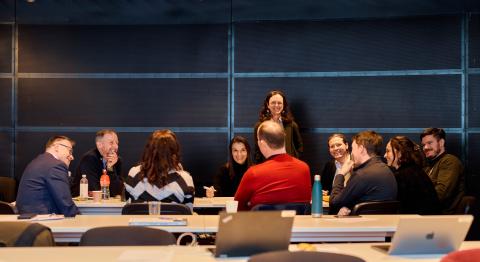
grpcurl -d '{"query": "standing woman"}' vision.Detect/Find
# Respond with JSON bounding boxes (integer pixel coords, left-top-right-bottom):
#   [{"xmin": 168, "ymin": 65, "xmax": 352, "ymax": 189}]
[
  {"xmin": 321, "ymin": 134, "xmax": 351, "ymax": 193},
  {"xmin": 253, "ymin": 90, "xmax": 303, "ymax": 163},
  {"xmin": 212, "ymin": 136, "xmax": 253, "ymax": 197},
  {"xmin": 124, "ymin": 130, "xmax": 195, "ymax": 211},
  {"xmin": 384, "ymin": 136, "xmax": 439, "ymax": 214}
]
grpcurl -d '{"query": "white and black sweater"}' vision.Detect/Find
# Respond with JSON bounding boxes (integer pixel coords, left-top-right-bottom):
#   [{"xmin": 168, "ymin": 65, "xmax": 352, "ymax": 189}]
[{"xmin": 124, "ymin": 165, "xmax": 195, "ymax": 210}]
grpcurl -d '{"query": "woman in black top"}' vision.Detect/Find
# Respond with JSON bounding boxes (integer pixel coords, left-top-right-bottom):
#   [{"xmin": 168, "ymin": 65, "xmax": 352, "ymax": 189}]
[
  {"xmin": 384, "ymin": 136, "xmax": 440, "ymax": 215},
  {"xmin": 253, "ymin": 90, "xmax": 303, "ymax": 163},
  {"xmin": 212, "ymin": 136, "xmax": 253, "ymax": 197}
]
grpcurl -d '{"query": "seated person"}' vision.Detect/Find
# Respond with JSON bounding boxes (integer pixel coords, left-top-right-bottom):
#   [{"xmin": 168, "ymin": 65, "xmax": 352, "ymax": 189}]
[
  {"xmin": 235, "ymin": 120, "xmax": 311, "ymax": 211},
  {"xmin": 385, "ymin": 136, "xmax": 440, "ymax": 214},
  {"xmin": 71, "ymin": 129, "xmax": 123, "ymax": 197},
  {"xmin": 16, "ymin": 136, "xmax": 79, "ymax": 217},
  {"xmin": 321, "ymin": 133, "xmax": 352, "ymax": 193},
  {"xmin": 209, "ymin": 136, "xmax": 253, "ymax": 197},
  {"xmin": 329, "ymin": 130, "xmax": 397, "ymax": 215},
  {"xmin": 421, "ymin": 127, "xmax": 465, "ymax": 214},
  {"xmin": 124, "ymin": 130, "xmax": 195, "ymax": 210}
]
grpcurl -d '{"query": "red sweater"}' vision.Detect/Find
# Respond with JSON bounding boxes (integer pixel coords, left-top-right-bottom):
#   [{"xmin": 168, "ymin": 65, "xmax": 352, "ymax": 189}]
[{"xmin": 234, "ymin": 154, "xmax": 312, "ymax": 210}]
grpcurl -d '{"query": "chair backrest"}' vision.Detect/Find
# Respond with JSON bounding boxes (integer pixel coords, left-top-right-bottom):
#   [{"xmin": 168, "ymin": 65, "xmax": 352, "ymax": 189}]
[
  {"xmin": 0, "ymin": 201, "xmax": 16, "ymax": 214},
  {"xmin": 351, "ymin": 200, "xmax": 400, "ymax": 215},
  {"xmin": 251, "ymin": 202, "xmax": 311, "ymax": 215},
  {"xmin": 455, "ymin": 196, "xmax": 476, "ymax": 214},
  {"xmin": 0, "ymin": 222, "xmax": 55, "ymax": 247},
  {"xmin": 79, "ymin": 226, "xmax": 176, "ymax": 246},
  {"xmin": 121, "ymin": 202, "xmax": 192, "ymax": 215},
  {"xmin": 248, "ymin": 250, "xmax": 365, "ymax": 262},
  {"xmin": 0, "ymin": 177, "xmax": 16, "ymax": 203}
]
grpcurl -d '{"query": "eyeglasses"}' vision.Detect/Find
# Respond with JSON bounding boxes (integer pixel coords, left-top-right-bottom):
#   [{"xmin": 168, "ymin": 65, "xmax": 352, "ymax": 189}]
[{"xmin": 55, "ymin": 143, "xmax": 73, "ymax": 155}]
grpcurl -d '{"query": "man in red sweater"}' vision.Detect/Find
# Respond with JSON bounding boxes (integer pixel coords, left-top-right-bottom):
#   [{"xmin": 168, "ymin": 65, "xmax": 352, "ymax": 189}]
[{"xmin": 234, "ymin": 120, "xmax": 312, "ymax": 210}]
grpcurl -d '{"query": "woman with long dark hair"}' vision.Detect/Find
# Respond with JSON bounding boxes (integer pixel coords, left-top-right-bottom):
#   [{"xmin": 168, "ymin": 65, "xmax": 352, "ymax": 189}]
[
  {"xmin": 253, "ymin": 90, "xmax": 303, "ymax": 163},
  {"xmin": 124, "ymin": 130, "xmax": 195, "ymax": 210},
  {"xmin": 384, "ymin": 136, "xmax": 439, "ymax": 214},
  {"xmin": 210, "ymin": 136, "xmax": 253, "ymax": 197}
]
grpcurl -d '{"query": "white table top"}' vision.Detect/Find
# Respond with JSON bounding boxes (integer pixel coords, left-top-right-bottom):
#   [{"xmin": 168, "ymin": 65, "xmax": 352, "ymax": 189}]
[{"xmin": 0, "ymin": 242, "xmax": 479, "ymax": 262}]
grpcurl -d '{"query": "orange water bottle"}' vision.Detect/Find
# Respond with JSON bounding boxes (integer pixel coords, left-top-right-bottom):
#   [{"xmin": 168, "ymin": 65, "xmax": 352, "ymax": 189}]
[{"xmin": 100, "ymin": 169, "xmax": 110, "ymax": 200}]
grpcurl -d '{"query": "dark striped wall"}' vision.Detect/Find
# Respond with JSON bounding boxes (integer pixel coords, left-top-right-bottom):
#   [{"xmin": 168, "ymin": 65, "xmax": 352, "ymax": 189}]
[{"xmin": 1, "ymin": 3, "xmax": 479, "ymax": 196}]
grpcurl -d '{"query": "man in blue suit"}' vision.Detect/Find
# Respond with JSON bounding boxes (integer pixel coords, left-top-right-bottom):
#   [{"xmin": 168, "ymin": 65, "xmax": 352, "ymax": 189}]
[{"xmin": 16, "ymin": 136, "xmax": 79, "ymax": 217}]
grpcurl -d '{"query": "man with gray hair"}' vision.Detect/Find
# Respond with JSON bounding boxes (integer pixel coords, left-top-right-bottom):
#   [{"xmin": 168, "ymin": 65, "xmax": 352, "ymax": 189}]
[
  {"xmin": 234, "ymin": 120, "xmax": 311, "ymax": 211},
  {"xmin": 71, "ymin": 129, "xmax": 123, "ymax": 197}
]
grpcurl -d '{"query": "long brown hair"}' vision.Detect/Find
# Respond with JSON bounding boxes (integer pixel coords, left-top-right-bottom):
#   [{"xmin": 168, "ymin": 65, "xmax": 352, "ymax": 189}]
[
  {"xmin": 139, "ymin": 130, "xmax": 181, "ymax": 186},
  {"xmin": 389, "ymin": 136, "xmax": 424, "ymax": 167},
  {"xmin": 227, "ymin": 136, "xmax": 253, "ymax": 178},
  {"xmin": 258, "ymin": 90, "xmax": 294, "ymax": 123}
]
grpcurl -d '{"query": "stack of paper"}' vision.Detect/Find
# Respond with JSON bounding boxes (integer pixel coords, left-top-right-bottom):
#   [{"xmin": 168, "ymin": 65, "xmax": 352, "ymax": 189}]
[{"xmin": 128, "ymin": 217, "xmax": 187, "ymax": 226}]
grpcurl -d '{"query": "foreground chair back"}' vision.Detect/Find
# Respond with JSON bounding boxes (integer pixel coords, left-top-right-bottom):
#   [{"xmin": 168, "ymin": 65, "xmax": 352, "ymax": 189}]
[
  {"xmin": 0, "ymin": 201, "xmax": 16, "ymax": 214},
  {"xmin": 0, "ymin": 222, "xmax": 54, "ymax": 247},
  {"xmin": 351, "ymin": 200, "xmax": 400, "ymax": 215},
  {"xmin": 79, "ymin": 226, "xmax": 176, "ymax": 246},
  {"xmin": 248, "ymin": 250, "xmax": 365, "ymax": 262},
  {"xmin": 0, "ymin": 177, "xmax": 16, "ymax": 203},
  {"xmin": 121, "ymin": 202, "xmax": 192, "ymax": 215},
  {"xmin": 251, "ymin": 202, "xmax": 311, "ymax": 215}
]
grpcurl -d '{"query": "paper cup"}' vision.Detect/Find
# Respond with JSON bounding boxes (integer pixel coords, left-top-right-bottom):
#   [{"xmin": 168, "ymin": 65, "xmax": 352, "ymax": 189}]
[
  {"xmin": 148, "ymin": 201, "xmax": 161, "ymax": 215},
  {"xmin": 91, "ymin": 191, "xmax": 102, "ymax": 202},
  {"xmin": 225, "ymin": 200, "xmax": 238, "ymax": 213}
]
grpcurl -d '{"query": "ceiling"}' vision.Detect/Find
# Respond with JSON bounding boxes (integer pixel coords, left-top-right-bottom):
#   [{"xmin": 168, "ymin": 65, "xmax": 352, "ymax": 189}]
[{"xmin": 0, "ymin": 0, "xmax": 479, "ymax": 24}]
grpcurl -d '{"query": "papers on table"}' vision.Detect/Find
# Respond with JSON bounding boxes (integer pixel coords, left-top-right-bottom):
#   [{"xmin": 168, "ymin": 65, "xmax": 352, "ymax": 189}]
[
  {"xmin": 129, "ymin": 217, "xmax": 188, "ymax": 226},
  {"xmin": 30, "ymin": 214, "xmax": 65, "ymax": 221}
]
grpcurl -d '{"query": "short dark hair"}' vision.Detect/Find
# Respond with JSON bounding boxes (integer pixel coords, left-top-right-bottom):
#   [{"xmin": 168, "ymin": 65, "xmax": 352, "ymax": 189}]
[
  {"xmin": 257, "ymin": 120, "xmax": 285, "ymax": 150},
  {"xmin": 45, "ymin": 135, "xmax": 75, "ymax": 150},
  {"xmin": 420, "ymin": 127, "xmax": 446, "ymax": 141},
  {"xmin": 95, "ymin": 129, "xmax": 117, "ymax": 142},
  {"xmin": 352, "ymin": 130, "xmax": 383, "ymax": 156}
]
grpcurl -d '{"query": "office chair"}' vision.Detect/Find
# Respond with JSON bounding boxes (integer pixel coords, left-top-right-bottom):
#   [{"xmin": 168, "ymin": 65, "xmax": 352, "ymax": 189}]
[
  {"xmin": 0, "ymin": 222, "xmax": 54, "ymax": 247},
  {"xmin": 248, "ymin": 250, "xmax": 365, "ymax": 262},
  {"xmin": 79, "ymin": 226, "xmax": 176, "ymax": 246},
  {"xmin": 251, "ymin": 202, "xmax": 311, "ymax": 215},
  {"xmin": 121, "ymin": 202, "xmax": 192, "ymax": 215},
  {"xmin": 350, "ymin": 200, "xmax": 400, "ymax": 215},
  {"xmin": 456, "ymin": 196, "xmax": 476, "ymax": 215},
  {"xmin": 0, "ymin": 201, "xmax": 16, "ymax": 214},
  {"xmin": 0, "ymin": 177, "xmax": 16, "ymax": 203}
]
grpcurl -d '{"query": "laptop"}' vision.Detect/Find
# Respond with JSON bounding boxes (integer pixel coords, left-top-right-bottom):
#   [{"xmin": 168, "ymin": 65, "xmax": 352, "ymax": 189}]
[
  {"xmin": 211, "ymin": 211, "xmax": 295, "ymax": 258},
  {"xmin": 374, "ymin": 215, "xmax": 473, "ymax": 255}
]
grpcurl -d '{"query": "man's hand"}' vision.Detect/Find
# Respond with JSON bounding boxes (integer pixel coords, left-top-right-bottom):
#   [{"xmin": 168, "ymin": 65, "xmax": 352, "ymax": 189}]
[
  {"xmin": 204, "ymin": 186, "xmax": 216, "ymax": 198},
  {"xmin": 338, "ymin": 159, "xmax": 354, "ymax": 176},
  {"xmin": 106, "ymin": 151, "xmax": 118, "ymax": 170},
  {"xmin": 337, "ymin": 207, "xmax": 351, "ymax": 216}
]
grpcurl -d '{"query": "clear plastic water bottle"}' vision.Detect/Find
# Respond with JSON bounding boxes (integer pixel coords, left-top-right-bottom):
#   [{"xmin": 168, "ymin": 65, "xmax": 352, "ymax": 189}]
[
  {"xmin": 100, "ymin": 169, "xmax": 110, "ymax": 200},
  {"xmin": 311, "ymin": 174, "xmax": 323, "ymax": 217},
  {"xmin": 79, "ymin": 174, "xmax": 89, "ymax": 200}
]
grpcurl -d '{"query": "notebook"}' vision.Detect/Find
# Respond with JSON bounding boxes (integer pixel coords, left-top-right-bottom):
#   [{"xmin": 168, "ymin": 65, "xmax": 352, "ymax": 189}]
[
  {"xmin": 374, "ymin": 215, "xmax": 473, "ymax": 255},
  {"xmin": 128, "ymin": 217, "xmax": 187, "ymax": 226},
  {"xmin": 212, "ymin": 211, "xmax": 295, "ymax": 258}
]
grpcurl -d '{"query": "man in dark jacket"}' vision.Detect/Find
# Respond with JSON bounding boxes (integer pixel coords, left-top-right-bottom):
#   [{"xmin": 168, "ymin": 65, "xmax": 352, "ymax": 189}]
[
  {"xmin": 16, "ymin": 136, "xmax": 79, "ymax": 217},
  {"xmin": 71, "ymin": 129, "xmax": 123, "ymax": 197}
]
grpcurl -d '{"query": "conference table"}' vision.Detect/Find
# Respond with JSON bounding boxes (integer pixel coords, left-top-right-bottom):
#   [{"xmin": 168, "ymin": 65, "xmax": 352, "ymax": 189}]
[
  {"xmin": 0, "ymin": 242, "xmax": 479, "ymax": 262},
  {"xmin": 74, "ymin": 197, "xmax": 330, "ymax": 215},
  {"xmin": 74, "ymin": 197, "xmax": 235, "ymax": 215},
  {"xmin": 0, "ymin": 214, "xmax": 419, "ymax": 243}
]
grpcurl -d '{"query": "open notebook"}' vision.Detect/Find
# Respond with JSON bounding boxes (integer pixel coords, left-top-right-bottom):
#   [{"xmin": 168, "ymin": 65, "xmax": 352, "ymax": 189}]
[{"xmin": 374, "ymin": 215, "xmax": 473, "ymax": 255}]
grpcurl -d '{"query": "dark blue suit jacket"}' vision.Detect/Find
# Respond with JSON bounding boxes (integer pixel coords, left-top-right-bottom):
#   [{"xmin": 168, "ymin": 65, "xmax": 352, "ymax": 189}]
[{"xmin": 16, "ymin": 152, "xmax": 79, "ymax": 217}]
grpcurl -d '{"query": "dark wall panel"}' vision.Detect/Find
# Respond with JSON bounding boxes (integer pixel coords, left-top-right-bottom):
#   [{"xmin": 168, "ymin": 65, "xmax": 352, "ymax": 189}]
[
  {"xmin": 15, "ymin": 131, "xmax": 227, "ymax": 197},
  {"xmin": 0, "ymin": 0, "xmax": 14, "ymax": 22},
  {"xmin": 18, "ymin": 78, "xmax": 228, "ymax": 127},
  {"xmin": 235, "ymin": 75, "xmax": 461, "ymax": 128},
  {"xmin": 469, "ymin": 75, "xmax": 480, "ymax": 127},
  {"xmin": 235, "ymin": 16, "xmax": 460, "ymax": 72},
  {"xmin": 0, "ymin": 24, "xmax": 12, "ymax": 73},
  {"xmin": 18, "ymin": 25, "xmax": 228, "ymax": 73},
  {"xmin": 0, "ymin": 78, "xmax": 11, "ymax": 126},
  {"xmin": 0, "ymin": 131, "xmax": 12, "ymax": 178},
  {"xmin": 467, "ymin": 133, "xmax": 480, "ymax": 195},
  {"xmin": 469, "ymin": 14, "xmax": 480, "ymax": 69}
]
